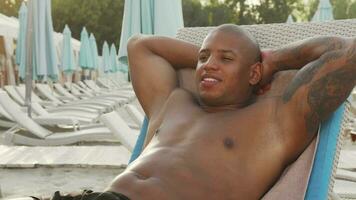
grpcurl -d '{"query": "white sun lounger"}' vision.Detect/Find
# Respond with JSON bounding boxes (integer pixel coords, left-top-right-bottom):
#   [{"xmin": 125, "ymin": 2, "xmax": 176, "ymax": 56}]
[
  {"xmin": 52, "ymin": 83, "xmax": 130, "ymax": 110},
  {"xmin": 84, "ymin": 79, "xmax": 132, "ymax": 92},
  {"xmin": 0, "ymin": 92, "xmax": 98, "ymax": 130},
  {"xmin": 9, "ymin": 85, "xmax": 105, "ymax": 118},
  {"xmin": 0, "ymin": 104, "xmax": 16, "ymax": 128},
  {"xmin": 124, "ymin": 104, "xmax": 144, "ymax": 127},
  {"xmin": 77, "ymin": 81, "xmax": 136, "ymax": 100},
  {"xmin": 0, "ymin": 91, "xmax": 117, "ymax": 146},
  {"xmin": 4, "ymin": 85, "xmax": 31, "ymax": 106},
  {"xmin": 10, "ymin": 84, "xmax": 58, "ymax": 107},
  {"xmin": 61, "ymin": 82, "xmax": 132, "ymax": 105},
  {"xmin": 35, "ymin": 83, "xmax": 124, "ymax": 113},
  {"xmin": 65, "ymin": 82, "xmax": 96, "ymax": 97},
  {"xmin": 100, "ymin": 111, "xmax": 139, "ymax": 152}
]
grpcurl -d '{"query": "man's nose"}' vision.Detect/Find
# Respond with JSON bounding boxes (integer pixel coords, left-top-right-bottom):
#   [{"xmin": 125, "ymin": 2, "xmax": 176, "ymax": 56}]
[{"xmin": 203, "ymin": 57, "xmax": 219, "ymax": 71}]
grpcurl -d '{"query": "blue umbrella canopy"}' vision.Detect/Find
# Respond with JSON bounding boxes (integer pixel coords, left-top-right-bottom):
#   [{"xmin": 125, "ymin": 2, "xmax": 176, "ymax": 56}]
[
  {"xmin": 312, "ymin": 0, "xmax": 334, "ymax": 22},
  {"xmin": 79, "ymin": 27, "xmax": 94, "ymax": 69},
  {"xmin": 61, "ymin": 24, "xmax": 75, "ymax": 74},
  {"xmin": 33, "ymin": 0, "xmax": 58, "ymax": 80},
  {"xmin": 117, "ymin": 0, "xmax": 184, "ymax": 73},
  {"xmin": 89, "ymin": 33, "xmax": 99, "ymax": 70},
  {"xmin": 21, "ymin": 0, "xmax": 58, "ymax": 81},
  {"xmin": 109, "ymin": 44, "xmax": 118, "ymax": 73},
  {"xmin": 102, "ymin": 41, "xmax": 111, "ymax": 73},
  {"xmin": 16, "ymin": 2, "xmax": 27, "ymax": 68}
]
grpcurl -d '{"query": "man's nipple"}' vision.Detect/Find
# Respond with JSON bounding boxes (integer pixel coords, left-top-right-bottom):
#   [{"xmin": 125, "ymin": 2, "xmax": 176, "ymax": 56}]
[{"xmin": 223, "ymin": 137, "xmax": 235, "ymax": 149}]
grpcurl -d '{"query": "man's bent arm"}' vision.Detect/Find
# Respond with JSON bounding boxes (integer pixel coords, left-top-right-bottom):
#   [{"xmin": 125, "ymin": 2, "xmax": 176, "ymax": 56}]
[
  {"xmin": 275, "ymin": 37, "xmax": 356, "ymax": 137},
  {"xmin": 127, "ymin": 35, "xmax": 199, "ymax": 119},
  {"xmin": 264, "ymin": 36, "xmax": 351, "ymax": 73}
]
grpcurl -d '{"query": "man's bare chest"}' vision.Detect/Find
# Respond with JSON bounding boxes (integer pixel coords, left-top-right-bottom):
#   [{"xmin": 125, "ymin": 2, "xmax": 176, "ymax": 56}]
[{"xmin": 150, "ymin": 99, "xmax": 281, "ymax": 154}]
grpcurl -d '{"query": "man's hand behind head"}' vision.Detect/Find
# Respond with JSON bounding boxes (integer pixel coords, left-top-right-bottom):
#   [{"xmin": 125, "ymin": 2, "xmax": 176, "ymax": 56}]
[{"xmin": 255, "ymin": 50, "xmax": 275, "ymax": 95}]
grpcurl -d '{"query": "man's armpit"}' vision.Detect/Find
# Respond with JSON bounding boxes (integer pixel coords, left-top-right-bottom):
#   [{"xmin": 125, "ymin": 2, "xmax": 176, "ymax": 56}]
[{"xmin": 178, "ymin": 69, "xmax": 197, "ymax": 94}]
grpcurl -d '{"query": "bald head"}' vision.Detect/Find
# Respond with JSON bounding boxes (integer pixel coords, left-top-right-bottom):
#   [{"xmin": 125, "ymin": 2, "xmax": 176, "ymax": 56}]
[{"xmin": 210, "ymin": 24, "xmax": 261, "ymax": 66}]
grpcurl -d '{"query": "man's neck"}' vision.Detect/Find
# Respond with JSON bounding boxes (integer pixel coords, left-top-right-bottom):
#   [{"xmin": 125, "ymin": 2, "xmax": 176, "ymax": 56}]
[{"xmin": 199, "ymin": 97, "xmax": 257, "ymax": 113}]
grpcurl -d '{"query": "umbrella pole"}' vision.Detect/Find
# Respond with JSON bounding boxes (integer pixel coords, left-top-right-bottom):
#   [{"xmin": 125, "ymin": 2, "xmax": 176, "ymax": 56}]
[{"xmin": 25, "ymin": 0, "xmax": 34, "ymax": 117}]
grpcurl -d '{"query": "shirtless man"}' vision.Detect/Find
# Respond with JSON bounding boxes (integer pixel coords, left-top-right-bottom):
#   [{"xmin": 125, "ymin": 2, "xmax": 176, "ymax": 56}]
[{"xmin": 54, "ymin": 24, "xmax": 356, "ymax": 200}]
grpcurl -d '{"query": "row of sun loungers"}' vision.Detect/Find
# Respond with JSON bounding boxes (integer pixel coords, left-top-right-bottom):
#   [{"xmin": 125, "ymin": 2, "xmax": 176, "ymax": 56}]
[{"xmin": 0, "ymin": 78, "xmax": 142, "ymax": 151}]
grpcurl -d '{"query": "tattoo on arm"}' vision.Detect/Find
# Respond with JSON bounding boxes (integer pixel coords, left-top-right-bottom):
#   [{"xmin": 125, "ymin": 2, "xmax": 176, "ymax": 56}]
[
  {"xmin": 306, "ymin": 65, "xmax": 355, "ymax": 132},
  {"xmin": 282, "ymin": 59, "xmax": 322, "ymax": 102},
  {"xmin": 274, "ymin": 37, "xmax": 348, "ymax": 72},
  {"xmin": 282, "ymin": 43, "xmax": 356, "ymax": 134}
]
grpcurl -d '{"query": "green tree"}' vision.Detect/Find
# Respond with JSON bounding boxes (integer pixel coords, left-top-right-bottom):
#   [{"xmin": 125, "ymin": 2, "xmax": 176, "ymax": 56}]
[
  {"xmin": 348, "ymin": 1, "xmax": 356, "ymax": 19},
  {"xmin": 333, "ymin": 0, "xmax": 349, "ymax": 19},
  {"xmin": 253, "ymin": 0, "xmax": 306, "ymax": 24},
  {"xmin": 204, "ymin": 0, "xmax": 238, "ymax": 25},
  {"xmin": 0, "ymin": 0, "xmax": 22, "ymax": 17},
  {"xmin": 182, "ymin": 0, "xmax": 209, "ymax": 27},
  {"xmin": 224, "ymin": 0, "xmax": 256, "ymax": 25},
  {"xmin": 52, "ymin": 0, "xmax": 124, "ymax": 54}
]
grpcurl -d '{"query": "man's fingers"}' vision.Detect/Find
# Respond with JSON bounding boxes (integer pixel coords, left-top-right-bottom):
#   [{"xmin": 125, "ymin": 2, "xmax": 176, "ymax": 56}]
[
  {"xmin": 256, "ymin": 83, "xmax": 272, "ymax": 96},
  {"xmin": 263, "ymin": 83, "xmax": 271, "ymax": 91},
  {"xmin": 261, "ymin": 49, "xmax": 272, "ymax": 60}
]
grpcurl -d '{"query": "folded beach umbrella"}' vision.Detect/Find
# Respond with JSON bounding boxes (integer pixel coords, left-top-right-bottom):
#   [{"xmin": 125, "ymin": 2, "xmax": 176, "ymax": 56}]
[
  {"xmin": 16, "ymin": 2, "xmax": 27, "ymax": 69},
  {"xmin": 23, "ymin": 0, "xmax": 59, "ymax": 116},
  {"xmin": 102, "ymin": 41, "xmax": 111, "ymax": 73},
  {"xmin": 117, "ymin": 0, "xmax": 184, "ymax": 73},
  {"xmin": 311, "ymin": 0, "xmax": 334, "ymax": 22},
  {"xmin": 286, "ymin": 14, "xmax": 294, "ymax": 23},
  {"xmin": 61, "ymin": 24, "xmax": 75, "ymax": 74},
  {"xmin": 17, "ymin": 2, "xmax": 36, "ymax": 80},
  {"xmin": 21, "ymin": 0, "xmax": 59, "ymax": 81},
  {"xmin": 109, "ymin": 44, "xmax": 118, "ymax": 73},
  {"xmin": 32, "ymin": 0, "xmax": 58, "ymax": 81},
  {"xmin": 89, "ymin": 33, "xmax": 99, "ymax": 70},
  {"xmin": 79, "ymin": 27, "xmax": 94, "ymax": 69}
]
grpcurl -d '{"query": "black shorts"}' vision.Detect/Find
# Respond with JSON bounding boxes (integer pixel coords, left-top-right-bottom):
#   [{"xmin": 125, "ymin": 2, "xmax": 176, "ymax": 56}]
[{"xmin": 34, "ymin": 190, "xmax": 130, "ymax": 200}]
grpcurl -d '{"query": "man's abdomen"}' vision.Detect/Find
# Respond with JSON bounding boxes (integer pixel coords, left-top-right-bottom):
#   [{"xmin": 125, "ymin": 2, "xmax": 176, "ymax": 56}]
[{"xmin": 108, "ymin": 139, "xmax": 272, "ymax": 200}]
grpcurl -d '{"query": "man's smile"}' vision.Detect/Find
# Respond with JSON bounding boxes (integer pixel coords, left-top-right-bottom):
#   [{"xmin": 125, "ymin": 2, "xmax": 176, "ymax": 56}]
[{"xmin": 200, "ymin": 74, "xmax": 222, "ymax": 88}]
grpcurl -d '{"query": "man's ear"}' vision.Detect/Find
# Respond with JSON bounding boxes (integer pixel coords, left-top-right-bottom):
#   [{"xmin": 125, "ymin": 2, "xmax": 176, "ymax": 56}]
[{"xmin": 249, "ymin": 62, "xmax": 262, "ymax": 86}]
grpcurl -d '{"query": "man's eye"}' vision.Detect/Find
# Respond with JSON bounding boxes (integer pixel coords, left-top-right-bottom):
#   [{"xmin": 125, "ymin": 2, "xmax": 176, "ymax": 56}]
[{"xmin": 223, "ymin": 57, "xmax": 233, "ymax": 61}]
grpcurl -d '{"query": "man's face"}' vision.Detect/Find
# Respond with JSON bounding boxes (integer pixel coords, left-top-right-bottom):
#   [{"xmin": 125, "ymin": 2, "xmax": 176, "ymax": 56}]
[{"xmin": 195, "ymin": 31, "xmax": 253, "ymax": 106}]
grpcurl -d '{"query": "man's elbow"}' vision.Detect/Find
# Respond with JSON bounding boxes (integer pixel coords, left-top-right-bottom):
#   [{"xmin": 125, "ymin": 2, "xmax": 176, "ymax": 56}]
[
  {"xmin": 127, "ymin": 34, "xmax": 148, "ymax": 71},
  {"xmin": 346, "ymin": 38, "xmax": 356, "ymax": 63},
  {"xmin": 127, "ymin": 34, "xmax": 145, "ymax": 53}
]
